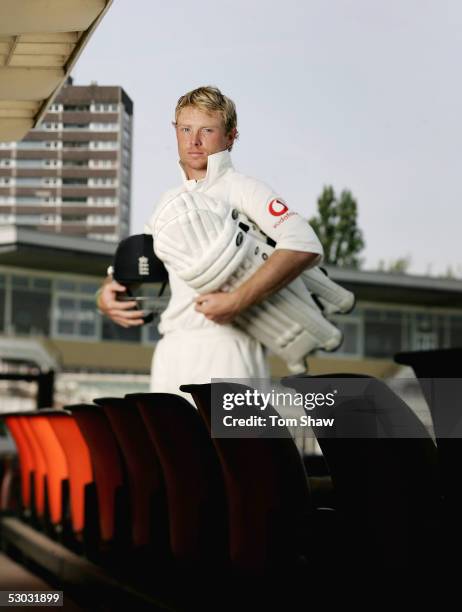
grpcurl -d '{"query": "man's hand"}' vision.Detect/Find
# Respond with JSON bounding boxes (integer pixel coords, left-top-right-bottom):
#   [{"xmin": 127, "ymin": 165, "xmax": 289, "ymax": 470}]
[
  {"xmin": 194, "ymin": 291, "xmax": 242, "ymax": 325},
  {"xmin": 97, "ymin": 279, "xmax": 145, "ymax": 328},
  {"xmin": 194, "ymin": 249, "xmax": 319, "ymax": 325}
]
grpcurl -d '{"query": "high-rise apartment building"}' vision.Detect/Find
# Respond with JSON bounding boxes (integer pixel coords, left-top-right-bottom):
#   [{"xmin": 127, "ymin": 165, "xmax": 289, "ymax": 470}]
[{"xmin": 0, "ymin": 79, "xmax": 132, "ymax": 242}]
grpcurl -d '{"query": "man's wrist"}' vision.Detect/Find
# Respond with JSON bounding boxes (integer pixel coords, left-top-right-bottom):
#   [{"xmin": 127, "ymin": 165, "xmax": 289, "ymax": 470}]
[{"xmin": 232, "ymin": 285, "xmax": 254, "ymax": 312}]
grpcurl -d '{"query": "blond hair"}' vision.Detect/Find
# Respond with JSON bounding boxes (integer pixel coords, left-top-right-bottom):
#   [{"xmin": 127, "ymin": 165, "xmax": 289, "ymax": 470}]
[{"xmin": 174, "ymin": 86, "xmax": 238, "ymax": 150}]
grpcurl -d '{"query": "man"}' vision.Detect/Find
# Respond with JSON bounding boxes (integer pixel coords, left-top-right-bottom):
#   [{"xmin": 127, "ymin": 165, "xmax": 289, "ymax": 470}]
[{"xmin": 97, "ymin": 86, "xmax": 323, "ymax": 397}]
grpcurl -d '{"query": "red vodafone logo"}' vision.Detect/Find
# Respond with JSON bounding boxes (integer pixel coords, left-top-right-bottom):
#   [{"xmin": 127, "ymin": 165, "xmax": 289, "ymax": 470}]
[{"xmin": 268, "ymin": 199, "xmax": 289, "ymax": 217}]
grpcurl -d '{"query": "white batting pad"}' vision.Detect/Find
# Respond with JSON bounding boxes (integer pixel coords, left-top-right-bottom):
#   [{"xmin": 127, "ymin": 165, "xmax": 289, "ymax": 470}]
[{"xmin": 152, "ymin": 191, "xmax": 354, "ymax": 372}]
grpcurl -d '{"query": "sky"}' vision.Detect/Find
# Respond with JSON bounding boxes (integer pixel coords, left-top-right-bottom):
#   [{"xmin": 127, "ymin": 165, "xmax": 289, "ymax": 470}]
[{"xmin": 72, "ymin": 0, "xmax": 461, "ymax": 276}]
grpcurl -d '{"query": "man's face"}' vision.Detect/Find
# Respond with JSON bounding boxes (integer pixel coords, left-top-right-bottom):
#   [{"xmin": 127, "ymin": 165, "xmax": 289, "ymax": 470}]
[{"xmin": 174, "ymin": 106, "xmax": 236, "ymax": 180}]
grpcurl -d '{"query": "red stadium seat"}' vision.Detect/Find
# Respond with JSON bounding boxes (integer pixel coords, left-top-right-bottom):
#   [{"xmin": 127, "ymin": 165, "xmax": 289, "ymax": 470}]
[
  {"xmin": 181, "ymin": 382, "xmax": 314, "ymax": 575},
  {"xmin": 126, "ymin": 392, "xmax": 227, "ymax": 567},
  {"xmin": 93, "ymin": 397, "xmax": 167, "ymax": 552}
]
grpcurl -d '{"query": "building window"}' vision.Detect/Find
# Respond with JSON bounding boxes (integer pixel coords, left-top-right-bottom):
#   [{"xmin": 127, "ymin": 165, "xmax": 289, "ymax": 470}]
[
  {"xmin": 41, "ymin": 122, "xmax": 61, "ymax": 130},
  {"xmin": 92, "ymin": 103, "xmax": 118, "ymax": 112},
  {"xmin": 63, "ymin": 160, "xmax": 88, "ymax": 167},
  {"xmin": 449, "ymin": 316, "xmax": 462, "ymax": 348},
  {"xmin": 56, "ymin": 280, "xmax": 75, "ymax": 291},
  {"xmin": 62, "ymin": 214, "xmax": 87, "ymax": 223},
  {"xmin": 41, "ymin": 215, "xmax": 59, "ymax": 224},
  {"xmin": 364, "ymin": 309, "xmax": 403, "ymax": 358},
  {"xmin": 89, "ymin": 141, "xmax": 118, "ymax": 150},
  {"xmin": 15, "ymin": 197, "xmax": 43, "ymax": 205},
  {"xmin": 63, "ymin": 123, "xmax": 90, "ymax": 129},
  {"xmin": 63, "ymin": 141, "xmax": 90, "ymax": 149},
  {"xmin": 55, "ymin": 296, "xmax": 97, "ymax": 338},
  {"xmin": 62, "ymin": 197, "xmax": 87, "ymax": 204},
  {"xmin": 63, "ymin": 104, "xmax": 90, "ymax": 112},
  {"xmin": 87, "ymin": 214, "xmax": 117, "ymax": 225},
  {"xmin": 11, "ymin": 159, "xmax": 58, "ymax": 168},
  {"xmin": 332, "ymin": 319, "xmax": 361, "ymax": 355},
  {"xmin": 11, "ymin": 275, "xmax": 51, "ymax": 336},
  {"xmin": 53, "ymin": 280, "xmax": 101, "ymax": 339},
  {"xmin": 90, "ymin": 123, "xmax": 119, "ymax": 131},
  {"xmin": 13, "ymin": 214, "xmax": 42, "ymax": 224},
  {"xmin": 16, "ymin": 141, "xmax": 44, "ymax": 149},
  {"xmin": 88, "ymin": 178, "xmax": 116, "ymax": 187},
  {"xmin": 89, "ymin": 159, "xmax": 115, "ymax": 168},
  {"xmin": 62, "ymin": 178, "xmax": 88, "ymax": 185},
  {"xmin": 15, "ymin": 178, "xmax": 41, "ymax": 186},
  {"xmin": 412, "ymin": 312, "xmax": 440, "ymax": 351}
]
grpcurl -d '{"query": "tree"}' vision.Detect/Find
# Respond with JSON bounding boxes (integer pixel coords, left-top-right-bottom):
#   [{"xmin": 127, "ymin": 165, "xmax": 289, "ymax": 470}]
[
  {"xmin": 378, "ymin": 255, "xmax": 411, "ymax": 274},
  {"xmin": 309, "ymin": 186, "xmax": 365, "ymax": 268}
]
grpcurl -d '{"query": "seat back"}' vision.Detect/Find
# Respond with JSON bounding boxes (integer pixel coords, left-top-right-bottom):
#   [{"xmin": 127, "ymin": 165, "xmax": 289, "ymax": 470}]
[
  {"xmin": 181, "ymin": 382, "xmax": 313, "ymax": 574},
  {"xmin": 67, "ymin": 404, "xmax": 125, "ymax": 544},
  {"xmin": 4, "ymin": 416, "xmax": 34, "ymax": 510},
  {"xmin": 94, "ymin": 396, "xmax": 167, "ymax": 551},
  {"xmin": 284, "ymin": 373, "xmax": 440, "ymax": 567},
  {"xmin": 395, "ymin": 349, "xmax": 462, "ymax": 426},
  {"xmin": 17, "ymin": 417, "xmax": 47, "ymax": 518},
  {"xmin": 47, "ymin": 412, "xmax": 93, "ymax": 535},
  {"xmin": 395, "ymin": 349, "xmax": 462, "ymax": 534},
  {"xmin": 27, "ymin": 415, "xmax": 68, "ymax": 526},
  {"xmin": 127, "ymin": 392, "xmax": 227, "ymax": 565}
]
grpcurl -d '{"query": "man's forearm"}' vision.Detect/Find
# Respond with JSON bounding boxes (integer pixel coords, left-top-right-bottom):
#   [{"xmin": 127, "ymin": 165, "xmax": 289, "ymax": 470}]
[{"xmin": 233, "ymin": 249, "xmax": 319, "ymax": 311}]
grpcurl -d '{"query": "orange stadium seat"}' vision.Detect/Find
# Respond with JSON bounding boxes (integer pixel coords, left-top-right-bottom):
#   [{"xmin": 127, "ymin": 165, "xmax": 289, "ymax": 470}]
[
  {"xmin": 46, "ymin": 411, "xmax": 93, "ymax": 537},
  {"xmin": 67, "ymin": 404, "xmax": 127, "ymax": 551},
  {"xmin": 4, "ymin": 416, "xmax": 34, "ymax": 511},
  {"xmin": 17, "ymin": 417, "xmax": 47, "ymax": 520},
  {"xmin": 27, "ymin": 413, "xmax": 69, "ymax": 527}
]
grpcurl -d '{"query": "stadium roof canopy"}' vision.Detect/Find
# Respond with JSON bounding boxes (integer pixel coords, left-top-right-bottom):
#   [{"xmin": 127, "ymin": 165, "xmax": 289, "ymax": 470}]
[
  {"xmin": 0, "ymin": 224, "xmax": 113, "ymax": 275},
  {"xmin": 0, "ymin": 0, "xmax": 112, "ymax": 142}
]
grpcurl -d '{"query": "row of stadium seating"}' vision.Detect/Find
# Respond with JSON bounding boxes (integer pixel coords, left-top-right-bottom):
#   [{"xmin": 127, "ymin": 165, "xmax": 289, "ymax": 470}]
[
  {"xmin": 2, "ymin": 389, "xmax": 329, "ymax": 580},
  {"xmin": 0, "ymin": 347, "xmax": 460, "ymax": 583}
]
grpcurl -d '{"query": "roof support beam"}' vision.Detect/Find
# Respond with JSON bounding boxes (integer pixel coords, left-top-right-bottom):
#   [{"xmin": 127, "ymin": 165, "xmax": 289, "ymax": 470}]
[{"xmin": 5, "ymin": 35, "xmax": 19, "ymax": 66}]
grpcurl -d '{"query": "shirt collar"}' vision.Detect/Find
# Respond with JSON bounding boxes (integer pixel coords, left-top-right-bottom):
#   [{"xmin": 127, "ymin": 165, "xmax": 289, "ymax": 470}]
[{"xmin": 179, "ymin": 149, "xmax": 234, "ymax": 188}]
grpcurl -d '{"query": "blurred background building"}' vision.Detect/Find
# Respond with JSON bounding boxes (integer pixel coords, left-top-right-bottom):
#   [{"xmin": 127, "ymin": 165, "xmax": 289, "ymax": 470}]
[{"xmin": 0, "ymin": 78, "xmax": 132, "ymax": 242}]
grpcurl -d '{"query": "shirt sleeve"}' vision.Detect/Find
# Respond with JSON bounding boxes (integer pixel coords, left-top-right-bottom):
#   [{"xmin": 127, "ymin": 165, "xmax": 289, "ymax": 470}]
[{"xmin": 237, "ymin": 176, "xmax": 324, "ymax": 264}]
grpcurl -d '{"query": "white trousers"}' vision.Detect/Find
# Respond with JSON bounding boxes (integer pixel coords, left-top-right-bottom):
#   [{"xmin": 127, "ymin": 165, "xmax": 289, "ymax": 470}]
[{"xmin": 150, "ymin": 327, "xmax": 270, "ymax": 403}]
